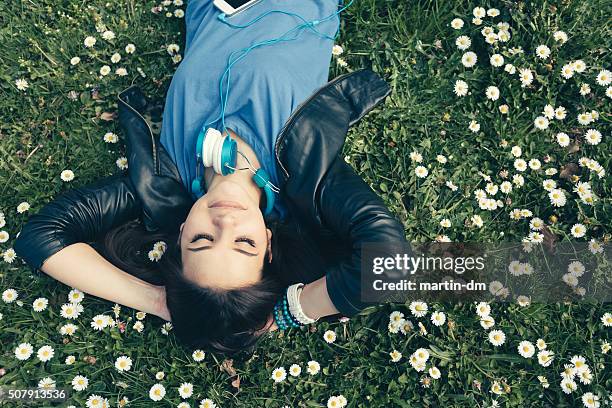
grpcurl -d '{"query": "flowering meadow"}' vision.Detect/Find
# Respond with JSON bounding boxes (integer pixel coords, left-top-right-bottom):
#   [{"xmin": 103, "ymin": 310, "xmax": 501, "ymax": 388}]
[{"xmin": 0, "ymin": 0, "xmax": 610, "ymax": 407}]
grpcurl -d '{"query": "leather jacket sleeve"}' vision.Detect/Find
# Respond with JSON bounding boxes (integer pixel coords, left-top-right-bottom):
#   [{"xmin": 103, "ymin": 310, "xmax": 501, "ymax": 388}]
[
  {"xmin": 13, "ymin": 175, "xmax": 142, "ymax": 271},
  {"xmin": 118, "ymin": 85, "xmax": 193, "ymax": 234},
  {"xmin": 319, "ymin": 159, "xmax": 408, "ymax": 317}
]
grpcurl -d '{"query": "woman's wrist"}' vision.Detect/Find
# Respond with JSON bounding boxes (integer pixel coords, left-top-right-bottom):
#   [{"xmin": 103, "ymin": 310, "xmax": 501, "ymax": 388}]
[{"xmin": 299, "ymin": 277, "xmax": 340, "ymax": 320}]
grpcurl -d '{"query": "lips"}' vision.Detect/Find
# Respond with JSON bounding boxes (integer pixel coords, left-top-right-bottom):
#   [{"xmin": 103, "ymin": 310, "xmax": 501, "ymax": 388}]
[{"xmin": 209, "ymin": 200, "xmax": 247, "ymax": 210}]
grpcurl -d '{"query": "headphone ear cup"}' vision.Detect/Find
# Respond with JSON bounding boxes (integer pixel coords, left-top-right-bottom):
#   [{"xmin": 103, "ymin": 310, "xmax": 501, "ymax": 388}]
[
  {"xmin": 212, "ymin": 134, "xmax": 225, "ymax": 174},
  {"xmin": 202, "ymin": 128, "xmax": 221, "ymax": 168}
]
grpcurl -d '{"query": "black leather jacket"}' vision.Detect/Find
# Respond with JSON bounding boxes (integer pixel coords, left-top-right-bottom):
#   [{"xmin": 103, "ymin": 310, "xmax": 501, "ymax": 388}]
[{"xmin": 14, "ymin": 69, "xmax": 407, "ymax": 318}]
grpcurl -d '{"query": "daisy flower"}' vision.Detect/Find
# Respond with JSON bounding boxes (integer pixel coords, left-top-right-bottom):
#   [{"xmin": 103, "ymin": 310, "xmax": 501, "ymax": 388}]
[
  {"xmin": 555, "ymin": 106, "xmax": 567, "ymax": 119},
  {"xmin": 17, "ymin": 201, "xmax": 30, "ymax": 213},
  {"xmin": 556, "ymin": 132, "xmax": 571, "ymax": 147},
  {"xmin": 68, "ymin": 289, "xmax": 85, "ymax": 303},
  {"xmin": 570, "ymin": 223, "xmax": 587, "ymax": 238},
  {"xmin": 3, "ymin": 248, "xmax": 16, "ymax": 263},
  {"xmin": 488, "ymin": 330, "xmax": 506, "ymax": 346},
  {"xmin": 548, "ymin": 189, "xmax": 566, "ymax": 207},
  {"xmin": 475, "ymin": 301, "xmax": 491, "ymax": 317},
  {"xmin": 60, "ymin": 323, "xmax": 78, "ymax": 336},
  {"xmin": 14, "ymin": 342, "xmax": 34, "ymax": 360},
  {"xmin": 473, "ymin": 7, "xmax": 486, "ymax": 18},
  {"xmin": 389, "ymin": 349, "xmax": 402, "ymax": 362},
  {"xmin": 450, "ymin": 18, "xmax": 464, "ymax": 29},
  {"xmin": 504, "ymin": 63, "xmax": 515, "ymax": 74},
  {"xmin": 115, "ymin": 355, "xmax": 133, "ymax": 372},
  {"xmin": 60, "ymin": 170, "xmax": 75, "ymax": 182},
  {"xmin": 487, "ymin": 8, "xmax": 500, "ymax": 17},
  {"xmin": 323, "ymin": 330, "xmax": 337, "ymax": 343},
  {"xmin": 596, "ymin": 69, "xmax": 611, "ymax": 86},
  {"xmin": 537, "ymin": 350, "xmax": 554, "ymax": 367},
  {"xmin": 192, "ymin": 349, "xmax": 205, "ymax": 361},
  {"xmin": 429, "ymin": 366, "xmax": 441, "ymax": 379},
  {"xmin": 66, "ymin": 355, "xmax": 76, "ymax": 364},
  {"xmin": 553, "ymin": 30, "xmax": 568, "ymax": 44},
  {"xmin": 581, "ymin": 392, "xmax": 600, "ymax": 408},
  {"xmin": 32, "ymin": 297, "xmax": 48, "ymax": 312},
  {"xmin": 454, "ymin": 79, "xmax": 468, "ymax": 96},
  {"xmin": 415, "ymin": 166, "xmax": 428, "ymax": 178},
  {"xmin": 431, "ymin": 311, "xmax": 446, "ymax": 326},
  {"xmin": 518, "ymin": 68, "xmax": 533, "ymax": 86},
  {"xmin": 116, "ymin": 156, "xmax": 129, "ymax": 170},
  {"xmin": 99, "ymin": 65, "xmax": 111, "ymax": 76},
  {"xmin": 536, "ymin": 339, "xmax": 547, "ymax": 350},
  {"xmin": 271, "ymin": 367, "xmax": 287, "ymax": 383},
  {"xmin": 15, "ymin": 78, "xmax": 29, "ymax": 91},
  {"xmin": 409, "ymin": 301, "xmax": 428, "ymax": 317},
  {"xmin": 499, "ymin": 104, "xmax": 509, "ymax": 114},
  {"xmin": 455, "ymin": 35, "xmax": 471, "ymax": 50},
  {"xmin": 528, "ymin": 158, "xmax": 541, "ymax": 170},
  {"xmin": 471, "ymin": 214, "xmax": 484, "ymax": 228},
  {"xmin": 125, "ymin": 43, "xmax": 136, "ymax": 54},
  {"xmin": 468, "ymin": 120, "xmax": 480, "ymax": 132},
  {"xmin": 103, "ymin": 132, "xmax": 118, "ymax": 143},
  {"xmin": 178, "ymin": 382, "xmax": 193, "ymax": 399},
  {"xmin": 200, "ymin": 399, "xmax": 217, "ymax": 408},
  {"xmin": 534, "ymin": 116, "xmax": 549, "ymax": 130},
  {"xmin": 461, "ymin": 51, "xmax": 477, "ymax": 68},
  {"xmin": 561, "ymin": 64, "xmax": 574, "ymax": 79},
  {"xmin": 560, "ymin": 378, "xmax": 577, "ymax": 394},
  {"xmin": 588, "ymin": 239, "xmax": 604, "ymax": 254},
  {"xmin": 149, "ymin": 383, "xmax": 166, "ymax": 401},
  {"xmin": 579, "ymin": 83, "xmax": 591, "ymax": 95},
  {"xmin": 480, "ymin": 315, "xmax": 495, "ymax": 329},
  {"xmin": 86, "ymin": 395, "xmax": 110, "ymax": 408},
  {"xmin": 72, "ymin": 375, "xmax": 89, "ymax": 391},
  {"xmin": 518, "ymin": 340, "xmax": 535, "ymax": 358},
  {"xmin": 38, "ymin": 377, "xmax": 56, "ymax": 388},
  {"xmin": 2, "ymin": 288, "xmax": 18, "ymax": 303},
  {"xmin": 439, "ymin": 219, "xmax": 451, "ymax": 228},
  {"xmin": 542, "ymin": 104, "xmax": 555, "ymax": 119},
  {"xmin": 490, "ymin": 54, "xmax": 504, "ymax": 67},
  {"xmin": 535, "ymin": 45, "xmax": 551, "ymax": 59},
  {"xmin": 331, "ymin": 45, "xmax": 344, "ymax": 56},
  {"xmin": 307, "ymin": 360, "xmax": 321, "ymax": 375},
  {"xmin": 485, "ymin": 85, "xmax": 500, "ymax": 100},
  {"xmin": 37, "ymin": 345, "xmax": 55, "ymax": 362},
  {"xmin": 601, "ymin": 312, "xmax": 612, "ymax": 327},
  {"xmin": 514, "ymin": 159, "xmax": 527, "ymax": 172},
  {"xmin": 584, "ymin": 129, "xmax": 602, "ymax": 145}
]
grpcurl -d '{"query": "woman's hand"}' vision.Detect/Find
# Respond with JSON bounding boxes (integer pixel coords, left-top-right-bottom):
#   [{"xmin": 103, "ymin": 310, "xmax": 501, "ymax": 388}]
[{"xmin": 153, "ymin": 285, "xmax": 172, "ymax": 322}]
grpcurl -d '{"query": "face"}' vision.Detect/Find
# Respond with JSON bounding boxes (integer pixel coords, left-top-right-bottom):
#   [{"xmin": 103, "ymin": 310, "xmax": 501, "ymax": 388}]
[{"xmin": 179, "ymin": 179, "xmax": 272, "ymax": 289}]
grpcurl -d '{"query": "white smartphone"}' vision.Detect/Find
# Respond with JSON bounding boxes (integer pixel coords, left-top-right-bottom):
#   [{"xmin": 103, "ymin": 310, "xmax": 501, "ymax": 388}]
[{"xmin": 213, "ymin": 0, "xmax": 262, "ymax": 17}]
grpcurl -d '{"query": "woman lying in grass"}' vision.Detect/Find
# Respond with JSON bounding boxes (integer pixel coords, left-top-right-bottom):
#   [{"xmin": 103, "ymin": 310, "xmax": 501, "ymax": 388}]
[{"xmin": 14, "ymin": 0, "xmax": 406, "ymax": 355}]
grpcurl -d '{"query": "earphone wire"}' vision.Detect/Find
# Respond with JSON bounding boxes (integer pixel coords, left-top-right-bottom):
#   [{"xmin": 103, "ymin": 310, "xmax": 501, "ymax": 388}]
[{"xmin": 197, "ymin": 0, "xmax": 352, "ymax": 196}]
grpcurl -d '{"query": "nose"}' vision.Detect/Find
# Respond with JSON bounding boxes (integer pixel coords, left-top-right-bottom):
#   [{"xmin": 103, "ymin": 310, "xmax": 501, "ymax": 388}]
[{"xmin": 211, "ymin": 211, "xmax": 236, "ymax": 229}]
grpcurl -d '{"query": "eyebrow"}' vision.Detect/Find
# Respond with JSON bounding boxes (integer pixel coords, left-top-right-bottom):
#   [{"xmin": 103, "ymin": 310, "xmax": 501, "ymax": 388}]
[{"xmin": 187, "ymin": 246, "xmax": 258, "ymax": 257}]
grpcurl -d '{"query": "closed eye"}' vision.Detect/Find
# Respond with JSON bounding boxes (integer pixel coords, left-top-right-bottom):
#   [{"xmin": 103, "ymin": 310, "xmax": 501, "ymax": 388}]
[
  {"xmin": 235, "ymin": 237, "xmax": 256, "ymax": 247},
  {"xmin": 191, "ymin": 233, "xmax": 213, "ymax": 243}
]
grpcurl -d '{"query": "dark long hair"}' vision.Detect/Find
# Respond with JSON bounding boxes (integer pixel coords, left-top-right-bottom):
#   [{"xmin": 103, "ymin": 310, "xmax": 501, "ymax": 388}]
[{"xmin": 94, "ymin": 217, "xmax": 328, "ymax": 356}]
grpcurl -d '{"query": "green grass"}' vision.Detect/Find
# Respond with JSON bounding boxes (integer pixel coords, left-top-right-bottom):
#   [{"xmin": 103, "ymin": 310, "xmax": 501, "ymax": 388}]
[{"xmin": 1, "ymin": 0, "xmax": 610, "ymax": 407}]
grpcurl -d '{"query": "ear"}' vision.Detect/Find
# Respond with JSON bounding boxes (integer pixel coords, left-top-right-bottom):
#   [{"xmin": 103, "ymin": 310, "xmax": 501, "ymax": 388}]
[
  {"xmin": 179, "ymin": 222, "xmax": 185, "ymax": 233},
  {"xmin": 266, "ymin": 228, "xmax": 273, "ymax": 263}
]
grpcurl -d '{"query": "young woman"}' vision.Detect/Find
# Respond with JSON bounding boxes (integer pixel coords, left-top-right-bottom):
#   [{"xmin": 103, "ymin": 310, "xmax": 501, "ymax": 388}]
[{"xmin": 14, "ymin": 0, "xmax": 407, "ymax": 355}]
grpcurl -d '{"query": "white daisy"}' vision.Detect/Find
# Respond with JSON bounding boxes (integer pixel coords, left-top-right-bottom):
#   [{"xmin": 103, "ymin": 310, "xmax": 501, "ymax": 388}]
[
  {"xmin": 455, "ymin": 35, "xmax": 471, "ymax": 50},
  {"xmin": 570, "ymin": 223, "xmax": 587, "ymax": 238},
  {"xmin": 553, "ymin": 30, "xmax": 568, "ymax": 44},
  {"xmin": 461, "ymin": 51, "xmax": 477, "ymax": 68},
  {"xmin": 149, "ymin": 383, "xmax": 166, "ymax": 401},
  {"xmin": 271, "ymin": 367, "xmax": 287, "ymax": 383},
  {"xmin": 489, "ymin": 330, "xmax": 506, "ymax": 346},
  {"xmin": 37, "ymin": 345, "xmax": 55, "ymax": 362},
  {"xmin": 468, "ymin": 120, "xmax": 480, "ymax": 132},
  {"xmin": 535, "ymin": 45, "xmax": 551, "ymax": 59},
  {"xmin": 504, "ymin": 63, "xmax": 515, "ymax": 74},
  {"xmin": 409, "ymin": 301, "xmax": 428, "ymax": 317},
  {"xmin": 537, "ymin": 350, "xmax": 554, "ymax": 367},
  {"xmin": 14, "ymin": 342, "xmax": 34, "ymax": 360},
  {"xmin": 534, "ymin": 116, "xmax": 549, "ymax": 130},
  {"xmin": 415, "ymin": 166, "xmax": 428, "ymax": 178},
  {"xmin": 115, "ymin": 355, "xmax": 133, "ymax": 372},
  {"xmin": 178, "ymin": 382, "xmax": 193, "ymax": 398},
  {"xmin": 556, "ymin": 132, "xmax": 571, "ymax": 147},
  {"xmin": 485, "ymin": 85, "xmax": 500, "ymax": 100},
  {"xmin": 2, "ymin": 288, "xmax": 18, "ymax": 303},
  {"xmin": 561, "ymin": 64, "xmax": 574, "ymax": 79},
  {"xmin": 518, "ymin": 340, "xmax": 535, "ymax": 358},
  {"xmin": 307, "ymin": 360, "xmax": 321, "ymax": 375},
  {"xmin": 595, "ymin": 69, "xmax": 611, "ymax": 86},
  {"xmin": 72, "ymin": 375, "xmax": 89, "ymax": 391},
  {"xmin": 84, "ymin": 36, "xmax": 96, "ymax": 47},
  {"xmin": 584, "ymin": 129, "xmax": 602, "ymax": 145},
  {"xmin": 454, "ymin": 80, "xmax": 468, "ymax": 96},
  {"xmin": 549, "ymin": 189, "xmax": 566, "ymax": 207},
  {"xmin": 323, "ymin": 330, "xmax": 337, "ymax": 343},
  {"xmin": 32, "ymin": 297, "xmax": 49, "ymax": 312},
  {"xmin": 519, "ymin": 68, "xmax": 534, "ymax": 86},
  {"xmin": 60, "ymin": 170, "xmax": 75, "ymax": 182},
  {"xmin": 450, "ymin": 18, "xmax": 464, "ymax": 29},
  {"xmin": 430, "ymin": 311, "xmax": 446, "ymax": 326}
]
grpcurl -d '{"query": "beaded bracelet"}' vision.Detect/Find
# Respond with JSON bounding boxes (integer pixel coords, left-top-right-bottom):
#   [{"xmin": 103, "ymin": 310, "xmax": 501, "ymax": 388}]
[{"xmin": 273, "ymin": 292, "xmax": 303, "ymax": 330}]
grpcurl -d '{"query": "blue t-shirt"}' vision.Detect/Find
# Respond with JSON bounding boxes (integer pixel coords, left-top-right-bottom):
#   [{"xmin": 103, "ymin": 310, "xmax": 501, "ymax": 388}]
[{"xmin": 160, "ymin": 0, "xmax": 341, "ymax": 220}]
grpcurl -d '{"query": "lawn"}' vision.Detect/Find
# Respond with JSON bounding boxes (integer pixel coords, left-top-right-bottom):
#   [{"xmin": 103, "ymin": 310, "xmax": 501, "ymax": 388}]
[{"xmin": 0, "ymin": 0, "xmax": 610, "ymax": 407}]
